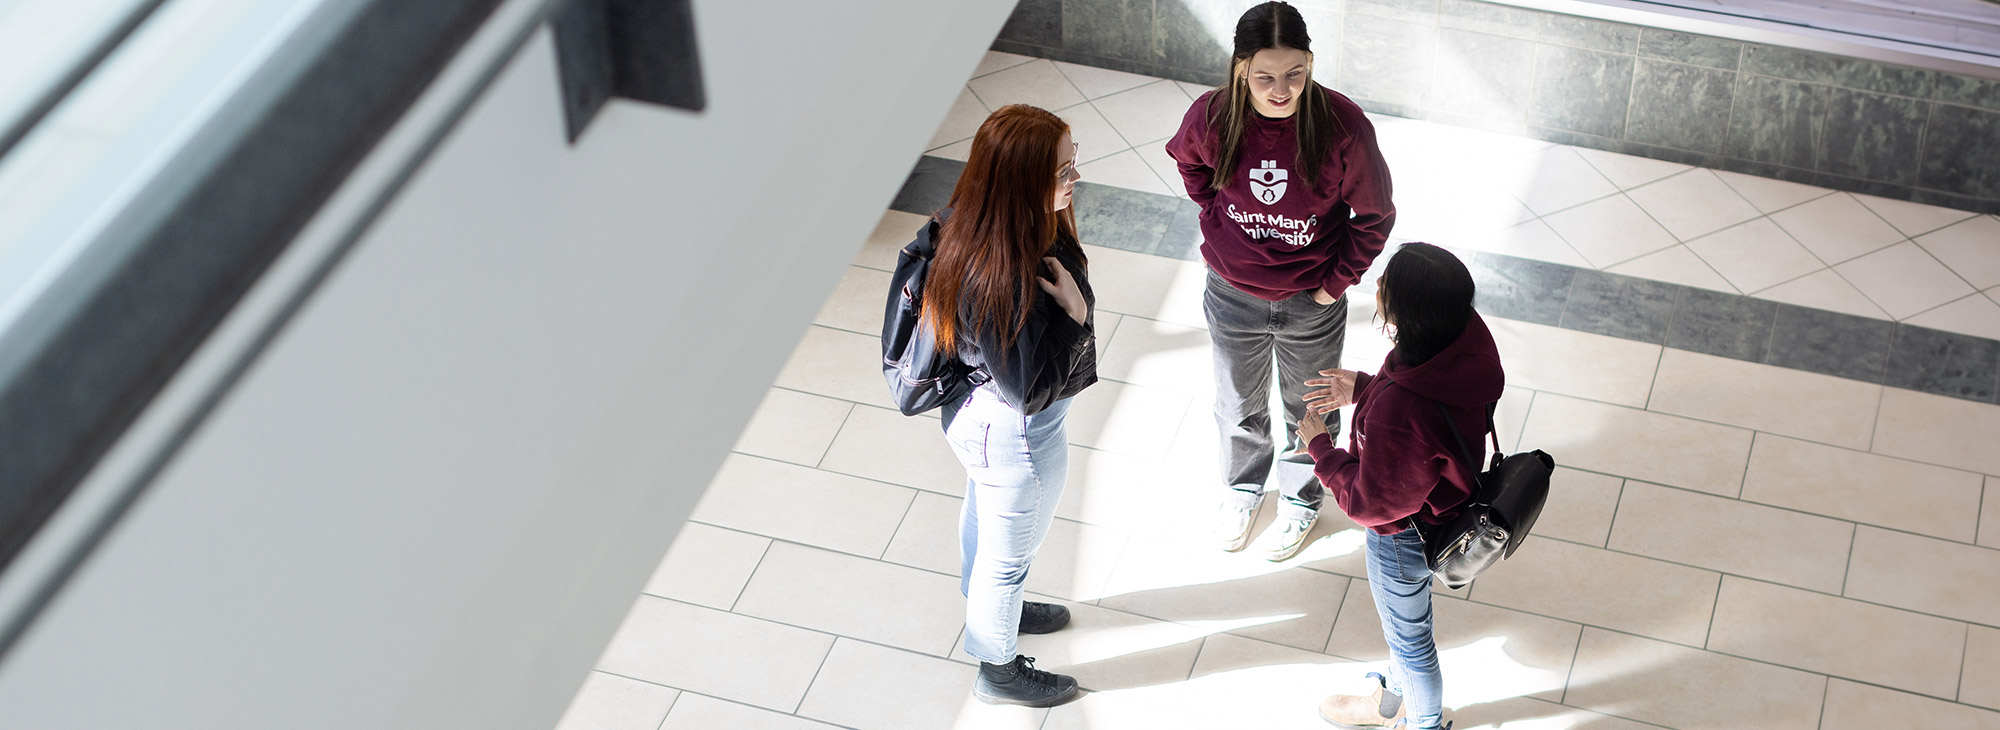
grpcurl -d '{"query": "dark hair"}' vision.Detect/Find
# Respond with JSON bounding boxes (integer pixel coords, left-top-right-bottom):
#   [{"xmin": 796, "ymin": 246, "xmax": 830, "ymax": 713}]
[
  {"xmin": 926, "ymin": 104, "xmax": 1083, "ymax": 354},
  {"xmin": 1206, "ymin": 1, "xmax": 1340, "ymax": 194},
  {"xmin": 1378, "ymin": 243, "xmax": 1475, "ymax": 367}
]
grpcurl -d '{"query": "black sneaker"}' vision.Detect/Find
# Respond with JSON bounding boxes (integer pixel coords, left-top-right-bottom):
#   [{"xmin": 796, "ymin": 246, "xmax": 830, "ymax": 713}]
[
  {"xmin": 1019, "ymin": 601, "xmax": 1070, "ymax": 635},
  {"xmin": 973, "ymin": 654, "xmax": 1081, "ymax": 707}
]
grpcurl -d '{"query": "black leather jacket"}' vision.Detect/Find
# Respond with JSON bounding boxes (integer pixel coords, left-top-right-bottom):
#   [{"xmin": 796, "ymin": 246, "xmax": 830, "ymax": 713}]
[{"xmin": 933, "ymin": 214, "xmax": 1098, "ymax": 416}]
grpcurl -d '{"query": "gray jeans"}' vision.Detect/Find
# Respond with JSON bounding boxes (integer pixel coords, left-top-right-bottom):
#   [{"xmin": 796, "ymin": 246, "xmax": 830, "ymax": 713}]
[{"xmin": 1203, "ymin": 268, "xmax": 1345, "ymax": 521}]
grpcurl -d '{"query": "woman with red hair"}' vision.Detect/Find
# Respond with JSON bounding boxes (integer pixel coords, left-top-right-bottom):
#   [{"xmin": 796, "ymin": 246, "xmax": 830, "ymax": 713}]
[{"xmin": 923, "ymin": 104, "xmax": 1096, "ymax": 708}]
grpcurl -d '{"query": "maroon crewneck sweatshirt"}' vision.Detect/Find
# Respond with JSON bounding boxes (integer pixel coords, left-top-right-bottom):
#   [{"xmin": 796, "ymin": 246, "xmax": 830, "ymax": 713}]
[
  {"xmin": 1165, "ymin": 85, "xmax": 1395, "ymax": 302},
  {"xmin": 1307, "ymin": 313, "xmax": 1507, "ymax": 534}
]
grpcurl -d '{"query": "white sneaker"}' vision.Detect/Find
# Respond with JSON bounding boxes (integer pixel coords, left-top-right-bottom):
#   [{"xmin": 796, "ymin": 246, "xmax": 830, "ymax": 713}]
[
  {"xmin": 1215, "ymin": 504, "xmax": 1256, "ymax": 551},
  {"xmin": 1252, "ymin": 513, "xmax": 1317, "ymax": 561}
]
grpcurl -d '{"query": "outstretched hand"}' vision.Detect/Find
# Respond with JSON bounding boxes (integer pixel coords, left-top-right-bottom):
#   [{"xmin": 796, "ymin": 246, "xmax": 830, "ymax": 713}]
[{"xmin": 1303, "ymin": 368, "xmax": 1358, "ymax": 415}]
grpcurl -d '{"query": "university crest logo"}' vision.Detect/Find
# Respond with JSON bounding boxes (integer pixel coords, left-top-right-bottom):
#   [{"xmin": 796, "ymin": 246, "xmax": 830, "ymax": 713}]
[{"xmin": 1248, "ymin": 160, "xmax": 1288, "ymax": 204}]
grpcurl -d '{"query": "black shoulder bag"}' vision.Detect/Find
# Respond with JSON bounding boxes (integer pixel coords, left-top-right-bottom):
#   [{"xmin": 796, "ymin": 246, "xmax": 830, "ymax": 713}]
[
  {"xmin": 1417, "ymin": 403, "xmax": 1555, "ymax": 590},
  {"xmin": 880, "ymin": 214, "xmax": 984, "ymax": 416}
]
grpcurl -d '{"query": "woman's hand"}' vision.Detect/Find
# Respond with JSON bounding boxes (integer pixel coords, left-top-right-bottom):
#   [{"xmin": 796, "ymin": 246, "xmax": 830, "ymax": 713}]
[
  {"xmin": 1311, "ymin": 288, "xmax": 1336, "ymax": 305},
  {"xmin": 1038, "ymin": 256, "xmax": 1087, "ymax": 325},
  {"xmin": 1294, "ymin": 412, "xmax": 1328, "ymax": 452},
  {"xmin": 1303, "ymin": 368, "xmax": 1357, "ymax": 415}
]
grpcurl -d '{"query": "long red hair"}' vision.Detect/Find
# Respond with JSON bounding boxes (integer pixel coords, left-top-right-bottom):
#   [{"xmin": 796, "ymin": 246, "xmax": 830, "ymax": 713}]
[{"xmin": 924, "ymin": 105, "xmax": 1083, "ymax": 354}]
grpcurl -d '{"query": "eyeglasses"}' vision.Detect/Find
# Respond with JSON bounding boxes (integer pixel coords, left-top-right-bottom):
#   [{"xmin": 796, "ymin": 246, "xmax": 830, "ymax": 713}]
[{"xmin": 1056, "ymin": 142, "xmax": 1080, "ymax": 182}]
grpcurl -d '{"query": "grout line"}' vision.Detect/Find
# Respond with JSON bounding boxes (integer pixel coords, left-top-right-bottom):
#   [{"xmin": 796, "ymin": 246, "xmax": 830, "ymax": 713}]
[
  {"xmin": 1958, "ymin": 622, "xmax": 1972, "ymax": 702},
  {"xmin": 1640, "ymin": 343, "xmax": 1666, "ymax": 412},
  {"xmin": 1839, "ymin": 523, "xmax": 1858, "ymax": 596},
  {"xmin": 726, "ymin": 536, "xmax": 775, "ymax": 614},
  {"xmin": 652, "ymin": 688, "xmax": 675, "ymax": 730},
  {"xmin": 811, "ymin": 403, "xmax": 858, "ymax": 469},
  {"xmin": 1977, "ymin": 480, "xmax": 1990, "ymax": 547},
  {"xmin": 880, "ymin": 488, "xmax": 922, "ymax": 561},
  {"xmin": 1816, "ymin": 677, "xmax": 1831, "ymax": 730},
  {"xmin": 793, "ymin": 639, "xmax": 840, "ymax": 718},
  {"xmin": 1864, "ymin": 379, "xmax": 1885, "ymax": 453},
  {"xmin": 1702, "ymin": 574, "xmax": 1724, "ymax": 650},
  {"xmin": 1557, "ymin": 622, "xmax": 1580, "ymax": 706}
]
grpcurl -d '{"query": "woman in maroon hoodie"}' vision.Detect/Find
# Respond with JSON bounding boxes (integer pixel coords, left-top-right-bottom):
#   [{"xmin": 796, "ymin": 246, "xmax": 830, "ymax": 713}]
[
  {"xmin": 1165, "ymin": 1, "xmax": 1395, "ymax": 560},
  {"xmin": 1298, "ymin": 242, "xmax": 1503, "ymax": 730}
]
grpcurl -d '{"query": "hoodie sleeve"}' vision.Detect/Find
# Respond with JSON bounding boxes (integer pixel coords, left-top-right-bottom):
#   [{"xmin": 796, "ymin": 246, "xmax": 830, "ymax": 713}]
[
  {"xmin": 1319, "ymin": 103, "xmax": 1395, "ymax": 300},
  {"xmin": 1165, "ymin": 95, "xmax": 1219, "ymax": 209},
  {"xmin": 1306, "ymin": 420, "xmax": 1446, "ymax": 532},
  {"xmin": 971, "ymin": 262, "xmax": 1097, "ymax": 416}
]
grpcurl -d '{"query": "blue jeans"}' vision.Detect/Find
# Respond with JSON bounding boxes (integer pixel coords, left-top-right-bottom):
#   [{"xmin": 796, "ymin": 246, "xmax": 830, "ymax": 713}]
[
  {"xmin": 942, "ymin": 384, "xmax": 1071, "ymax": 665},
  {"xmin": 1366, "ymin": 527, "xmax": 1444, "ymax": 729}
]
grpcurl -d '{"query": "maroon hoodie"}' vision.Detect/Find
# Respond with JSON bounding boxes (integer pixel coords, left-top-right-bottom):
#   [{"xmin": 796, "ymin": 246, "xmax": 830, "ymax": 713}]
[
  {"xmin": 1307, "ymin": 312, "xmax": 1506, "ymax": 534},
  {"xmin": 1164, "ymin": 86, "xmax": 1395, "ymax": 302}
]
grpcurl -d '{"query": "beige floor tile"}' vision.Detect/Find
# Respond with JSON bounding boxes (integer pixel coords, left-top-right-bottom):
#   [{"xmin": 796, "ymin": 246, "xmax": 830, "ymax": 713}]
[
  {"xmin": 1062, "ymin": 379, "xmax": 1192, "ymax": 459},
  {"xmin": 1077, "ymin": 148, "xmax": 1173, "ymax": 196},
  {"xmin": 554, "ymin": 672, "xmax": 679, "ymax": 730},
  {"xmin": 1503, "ymin": 146, "xmax": 1620, "ymax": 216},
  {"xmin": 1770, "ymin": 192, "xmax": 1907, "ymax": 265},
  {"xmin": 659, "ymin": 693, "xmax": 839, "ymax": 730},
  {"xmin": 1846, "ymin": 525, "xmax": 2000, "ymax": 627},
  {"xmin": 1906, "ymin": 292, "xmax": 2000, "ymax": 341},
  {"xmin": 1092, "ymin": 80, "xmax": 1196, "ymax": 151},
  {"xmin": 1396, "ymin": 174, "xmax": 1542, "ymax": 247},
  {"xmin": 1688, "ymin": 218, "xmax": 1827, "ymax": 294},
  {"xmin": 1835, "ymin": 241, "xmax": 1978, "ymax": 320},
  {"xmin": 1133, "ymin": 134, "xmax": 1192, "ymax": 200},
  {"xmin": 1468, "ymin": 536, "xmax": 1720, "ymax": 646},
  {"xmin": 1518, "ymin": 393, "xmax": 1755, "ymax": 497},
  {"xmin": 1743, "ymin": 433, "xmax": 1984, "ymax": 542},
  {"xmin": 1486, "ymin": 318, "xmax": 1661, "ymax": 408},
  {"xmin": 773, "ymin": 325, "xmax": 895, "ymax": 409},
  {"xmin": 1542, "ymin": 194, "xmax": 1680, "ymax": 268},
  {"xmin": 691, "ymin": 454, "xmax": 915, "ymax": 558},
  {"xmin": 966, "ymin": 59, "xmax": 1086, "ymax": 114},
  {"xmin": 1494, "ymin": 385, "xmax": 1534, "ymax": 454},
  {"xmin": 596, "ymin": 597, "xmax": 833, "ymax": 712},
  {"xmin": 929, "ymin": 137, "xmax": 974, "ymax": 162},
  {"xmin": 1053, "ymin": 101, "xmax": 1128, "ymax": 165},
  {"xmin": 1983, "ymin": 477, "xmax": 2000, "ymax": 549},
  {"xmin": 1184, "ymin": 633, "xmax": 1374, "ymax": 729},
  {"xmin": 1626, "ymin": 169, "xmax": 1763, "ymax": 241},
  {"xmin": 1054, "ymin": 444, "xmax": 1211, "ymax": 536},
  {"xmin": 1821, "ymin": 678, "xmax": 2000, "ymax": 729},
  {"xmin": 1608, "ymin": 481, "xmax": 1853, "ymax": 593},
  {"xmin": 642, "ymin": 522, "xmax": 771, "ymax": 609},
  {"xmin": 1853, "ymin": 192, "xmax": 1979, "ymax": 238},
  {"xmin": 1874, "ymin": 388, "xmax": 2000, "ymax": 476},
  {"xmin": 1098, "ymin": 531, "xmax": 1352, "ymax": 652},
  {"xmin": 1714, "ymin": 169, "xmax": 1834, "ymax": 213},
  {"xmin": 1052, "ymin": 60, "xmax": 1157, "ymax": 101},
  {"xmin": 1042, "ymin": 685, "xmax": 1197, "ymax": 730},
  {"xmin": 817, "ymin": 403, "xmax": 966, "ymax": 495},
  {"xmin": 1532, "ymin": 467, "xmax": 1623, "ymax": 547},
  {"xmin": 928, "ymin": 87, "xmax": 989, "ymax": 151},
  {"xmin": 885, "ymin": 491, "xmax": 1128, "ymax": 603},
  {"xmin": 971, "ymin": 50, "xmax": 1035, "ymax": 80},
  {"xmin": 733, "ymin": 388, "xmax": 854, "ymax": 467},
  {"xmin": 1082, "ymin": 244, "xmax": 1209, "ymax": 327},
  {"xmin": 1605, "ymin": 245, "xmax": 1738, "ymax": 293},
  {"xmin": 1565, "ymin": 628, "xmax": 1825, "ymax": 729},
  {"xmin": 1709, "ymin": 576, "xmax": 1966, "ymax": 698},
  {"xmin": 1574, "ymin": 146, "xmax": 1691, "ymax": 189},
  {"xmin": 811, "ymin": 265, "xmax": 891, "ymax": 335},
  {"xmin": 1456, "ymin": 218, "xmax": 1593, "ymax": 268},
  {"xmin": 1096, "ymin": 315, "xmax": 1213, "ymax": 399},
  {"xmin": 735, "ymin": 542, "xmax": 965, "ymax": 656},
  {"xmin": 797, "ymin": 639, "xmax": 1047, "ymax": 730},
  {"xmin": 1446, "ymin": 696, "xmax": 1659, "ymax": 729},
  {"xmin": 951, "ymin": 599, "xmax": 1208, "ymax": 692},
  {"xmin": 1753, "ymin": 268, "xmax": 1894, "ymax": 319},
  {"xmin": 1324, "ymin": 582, "xmax": 1581, "ymax": 704},
  {"xmin": 1915, "ymin": 214, "xmax": 2000, "ymax": 290},
  {"xmin": 1963, "ymin": 625, "xmax": 2000, "ymax": 710},
  {"xmin": 855, "ymin": 210, "xmax": 931, "ymax": 272},
  {"xmin": 1648, "ymin": 348, "xmax": 1881, "ymax": 450}
]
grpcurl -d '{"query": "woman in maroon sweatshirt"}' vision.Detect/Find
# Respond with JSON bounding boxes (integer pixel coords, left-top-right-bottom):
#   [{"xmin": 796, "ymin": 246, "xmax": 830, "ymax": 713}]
[
  {"xmin": 1165, "ymin": 1, "xmax": 1396, "ymax": 560},
  {"xmin": 1298, "ymin": 243, "xmax": 1504, "ymax": 730}
]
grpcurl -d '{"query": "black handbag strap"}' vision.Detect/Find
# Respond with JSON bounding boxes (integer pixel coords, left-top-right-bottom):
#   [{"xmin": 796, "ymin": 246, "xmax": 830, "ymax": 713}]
[{"xmin": 1436, "ymin": 402, "xmax": 1502, "ymax": 472}]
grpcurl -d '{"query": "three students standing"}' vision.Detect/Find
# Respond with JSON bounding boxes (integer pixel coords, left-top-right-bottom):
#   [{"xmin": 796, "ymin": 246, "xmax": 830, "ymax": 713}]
[{"xmin": 912, "ymin": 3, "xmax": 1492, "ymax": 727}]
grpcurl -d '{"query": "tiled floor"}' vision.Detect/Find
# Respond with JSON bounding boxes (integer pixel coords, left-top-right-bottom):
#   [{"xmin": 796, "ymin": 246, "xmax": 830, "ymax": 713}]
[{"xmin": 553, "ymin": 53, "xmax": 2000, "ymax": 730}]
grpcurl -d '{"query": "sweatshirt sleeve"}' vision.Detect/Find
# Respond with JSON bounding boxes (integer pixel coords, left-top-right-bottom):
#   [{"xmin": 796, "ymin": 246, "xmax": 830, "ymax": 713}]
[
  {"xmin": 1320, "ymin": 108, "xmax": 1395, "ymax": 300},
  {"xmin": 1164, "ymin": 96, "xmax": 1219, "ymax": 209},
  {"xmin": 1308, "ymin": 420, "xmax": 1446, "ymax": 532},
  {"xmin": 974, "ymin": 268, "xmax": 1097, "ymax": 416}
]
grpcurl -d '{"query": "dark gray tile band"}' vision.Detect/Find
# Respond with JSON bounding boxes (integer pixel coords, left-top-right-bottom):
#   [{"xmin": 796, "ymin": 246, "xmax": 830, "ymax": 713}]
[{"xmin": 891, "ymin": 154, "xmax": 2000, "ymax": 406}]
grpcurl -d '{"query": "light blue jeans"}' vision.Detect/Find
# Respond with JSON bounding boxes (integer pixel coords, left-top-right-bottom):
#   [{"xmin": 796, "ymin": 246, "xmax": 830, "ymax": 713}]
[
  {"xmin": 942, "ymin": 383, "xmax": 1071, "ymax": 665},
  {"xmin": 1366, "ymin": 527, "xmax": 1445, "ymax": 729}
]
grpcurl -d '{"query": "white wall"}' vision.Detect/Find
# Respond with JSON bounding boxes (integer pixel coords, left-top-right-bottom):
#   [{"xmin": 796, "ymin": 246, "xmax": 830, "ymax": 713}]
[{"xmin": 0, "ymin": 1, "xmax": 1011, "ymax": 727}]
